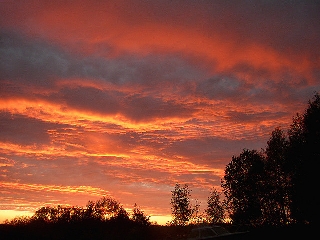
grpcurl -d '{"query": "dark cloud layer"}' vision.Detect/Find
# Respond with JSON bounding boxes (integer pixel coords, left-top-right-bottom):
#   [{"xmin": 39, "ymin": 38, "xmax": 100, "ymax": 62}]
[
  {"xmin": 0, "ymin": 31, "xmax": 69, "ymax": 86},
  {"xmin": 0, "ymin": 30, "xmax": 205, "ymax": 86},
  {"xmin": 0, "ymin": 112, "xmax": 56, "ymax": 145}
]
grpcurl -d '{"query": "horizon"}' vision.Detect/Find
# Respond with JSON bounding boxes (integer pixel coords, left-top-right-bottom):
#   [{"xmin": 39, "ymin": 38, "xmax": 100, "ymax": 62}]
[{"xmin": 1, "ymin": 1, "xmax": 320, "ymax": 226}]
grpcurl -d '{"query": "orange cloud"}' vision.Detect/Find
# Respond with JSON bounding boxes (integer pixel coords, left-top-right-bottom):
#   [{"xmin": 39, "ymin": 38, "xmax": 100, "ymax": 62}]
[{"xmin": 0, "ymin": 182, "xmax": 109, "ymax": 196}]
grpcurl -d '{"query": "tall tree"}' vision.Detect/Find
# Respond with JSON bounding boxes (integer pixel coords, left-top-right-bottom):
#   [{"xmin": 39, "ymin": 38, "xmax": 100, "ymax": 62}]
[
  {"xmin": 170, "ymin": 183, "xmax": 193, "ymax": 226},
  {"xmin": 221, "ymin": 93, "xmax": 320, "ymax": 226},
  {"xmin": 222, "ymin": 149, "xmax": 265, "ymax": 225},
  {"xmin": 263, "ymin": 127, "xmax": 291, "ymax": 225},
  {"xmin": 287, "ymin": 93, "xmax": 320, "ymax": 224},
  {"xmin": 205, "ymin": 187, "xmax": 225, "ymax": 224}
]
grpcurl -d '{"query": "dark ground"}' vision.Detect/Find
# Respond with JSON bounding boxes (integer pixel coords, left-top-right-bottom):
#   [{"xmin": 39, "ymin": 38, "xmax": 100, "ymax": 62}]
[{"xmin": 0, "ymin": 222, "xmax": 315, "ymax": 240}]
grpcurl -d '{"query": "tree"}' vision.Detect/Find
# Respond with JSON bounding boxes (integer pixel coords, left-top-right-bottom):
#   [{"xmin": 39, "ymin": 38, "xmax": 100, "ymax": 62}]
[
  {"xmin": 4, "ymin": 216, "xmax": 32, "ymax": 225},
  {"xmin": 131, "ymin": 203, "xmax": 151, "ymax": 226},
  {"xmin": 287, "ymin": 93, "xmax": 320, "ymax": 224},
  {"xmin": 221, "ymin": 92, "xmax": 320, "ymax": 226},
  {"xmin": 31, "ymin": 205, "xmax": 85, "ymax": 223},
  {"xmin": 29, "ymin": 196, "xmax": 125, "ymax": 224},
  {"xmin": 170, "ymin": 183, "xmax": 193, "ymax": 226},
  {"xmin": 83, "ymin": 196, "xmax": 122, "ymax": 221},
  {"xmin": 263, "ymin": 127, "xmax": 291, "ymax": 225},
  {"xmin": 93, "ymin": 196, "xmax": 121, "ymax": 220},
  {"xmin": 110, "ymin": 206, "xmax": 130, "ymax": 224},
  {"xmin": 190, "ymin": 199, "xmax": 203, "ymax": 224},
  {"xmin": 32, "ymin": 206, "xmax": 55, "ymax": 223},
  {"xmin": 222, "ymin": 149, "xmax": 265, "ymax": 225},
  {"xmin": 205, "ymin": 187, "xmax": 225, "ymax": 224}
]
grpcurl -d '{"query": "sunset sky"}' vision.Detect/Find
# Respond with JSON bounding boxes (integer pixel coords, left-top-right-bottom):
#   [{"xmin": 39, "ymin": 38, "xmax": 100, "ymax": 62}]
[{"xmin": 1, "ymin": 0, "xmax": 320, "ymax": 225}]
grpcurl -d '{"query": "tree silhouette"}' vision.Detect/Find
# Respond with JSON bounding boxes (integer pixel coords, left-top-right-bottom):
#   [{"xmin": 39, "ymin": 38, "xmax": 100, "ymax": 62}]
[
  {"xmin": 4, "ymin": 215, "xmax": 31, "ymax": 225},
  {"xmin": 89, "ymin": 196, "xmax": 122, "ymax": 220},
  {"xmin": 31, "ymin": 205, "xmax": 87, "ymax": 223},
  {"xmin": 205, "ymin": 187, "xmax": 225, "ymax": 224},
  {"xmin": 32, "ymin": 206, "xmax": 57, "ymax": 223},
  {"xmin": 131, "ymin": 203, "xmax": 151, "ymax": 226},
  {"xmin": 221, "ymin": 92, "xmax": 320, "ymax": 226},
  {"xmin": 287, "ymin": 93, "xmax": 320, "ymax": 224},
  {"xmin": 170, "ymin": 183, "xmax": 193, "ymax": 226},
  {"xmin": 263, "ymin": 127, "xmax": 291, "ymax": 225},
  {"xmin": 222, "ymin": 149, "xmax": 265, "ymax": 225},
  {"xmin": 109, "ymin": 206, "xmax": 130, "ymax": 223}
]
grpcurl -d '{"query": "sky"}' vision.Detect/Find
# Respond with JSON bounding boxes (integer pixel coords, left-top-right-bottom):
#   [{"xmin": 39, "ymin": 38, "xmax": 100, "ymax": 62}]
[{"xmin": 0, "ymin": 0, "xmax": 320, "ymax": 225}]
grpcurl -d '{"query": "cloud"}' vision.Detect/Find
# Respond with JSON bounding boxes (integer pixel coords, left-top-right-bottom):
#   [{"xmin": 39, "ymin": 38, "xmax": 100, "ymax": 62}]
[
  {"xmin": 1, "ymin": 30, "xmax": 204, "ymax": 123},
  {"xmin": 0, "ymin": 182, "xmax": 108, "ymax": 196},
  {"xmin": 0, "ymin": 30, "xmax": 204, "ymax": 86},
  {"xmin": 164, "ymin": 136, "xmax": 266, "ymax": 165},
  {"xmin": 196, "ymin": 76, "xmax": 241, "ymax": 99},
  {"xmin": 226, "ymin": 110, "xmax": 288, "ymax": 124},
  {"xmin": 0, "ymin": 31, "xmax": 69, "ymax": 86},
  {"xmin": 122, "ymin": 94, "xmax": 195, "ymax": 122},
  {"xmin": 2, "ymin": 0, "xmax": 319, "ymax": 78},
  {"xmin": 0, "ymin": 181, "xmax": 109, "ymax": 211},
  {"xmin": 56, "ymin": 87, "xmax": 121, "ymax": 115},
  {"xmin": 0, "ymin": 112, "xmax": 59, "ymax": 145}
]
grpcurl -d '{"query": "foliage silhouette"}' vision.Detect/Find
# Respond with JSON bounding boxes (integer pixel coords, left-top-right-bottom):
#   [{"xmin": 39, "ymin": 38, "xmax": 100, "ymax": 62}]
[
  {"xmin": 222, "ymin": 149, "xmax": 265, "ymax": 225},
  {"xmin": 2, "ymin": 196, "xmax": 154, "ymax": 240},
  {"xmin": 170, "ymin": 183, "xmax": 194, "ymax": 226},
  {"xmin": 263, "ymin": 127, "xmax": 291, "ymax": 225},
  {"xmin": 222, "ymin": 92, "xmax": 320, "ymax": 226},
  {"xmin": 132, "ymin": 203, "xmax": 151, "ymax": 226},
  {"xmin": 206, "ymin": 187, "xmax": 225, "ymax": 224},
  {"xmin": 286, "ymin": 93, "xmax": 320, "ymax": 224}
]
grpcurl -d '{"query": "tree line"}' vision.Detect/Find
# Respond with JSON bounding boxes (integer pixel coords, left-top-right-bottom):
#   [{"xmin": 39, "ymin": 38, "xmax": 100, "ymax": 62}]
[
  {"xmin": 4, "ymin": 196, "xmax": 150, "ymax": 227},
  {"xmin": 3, "ymin": 197, "xmax": 153, "ymax": 239},
  {"xmin": 170, "ymin": 93, "xmax": 319, "ymax": 227}
]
